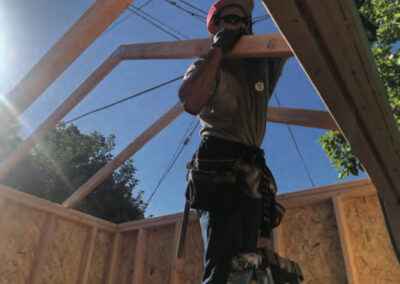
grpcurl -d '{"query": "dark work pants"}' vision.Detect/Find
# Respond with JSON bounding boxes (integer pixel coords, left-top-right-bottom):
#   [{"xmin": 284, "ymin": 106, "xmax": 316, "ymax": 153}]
[{"xmin": 196, "ymin": 136, "xmax": 263, "ymax": 284}]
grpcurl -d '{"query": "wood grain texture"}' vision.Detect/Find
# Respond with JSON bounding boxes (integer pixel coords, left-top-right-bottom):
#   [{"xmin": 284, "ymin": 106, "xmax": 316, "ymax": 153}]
[
  {"xmin": 121, "ymin": 33, "xmax": 291, "ymax": 59},
  {"xmin": 143, "ymin": 226, "xmax": 175, "ymax": 284},
  {"xmin": 87, "ymin": 230, "xmax": 114, "ymax": 284},
  {"xmin": 0, "ymin": 184, "xmax": 116, "ymax": 231},
  {"xmin": 78, "ymin": 227, "xmax": 98, "ymax": 284},
  {"xmin": 333, "ymin": 196, "xmax": 359, "ymax": 284},
  {"xmin": 0, "ymin": 200, "xmax": 47, "ymax": 284},
  {"xmin": 262, "ymin": 0, "xmax": 400, "ymax": 256},
  {"xmin": 114, "ymin": 231, "xmax": 138, "ymax": 284},
  {"xmin": 343, "ymin": 195, "xmax": 400, "ymax": 283},
  {"xmin": 33, "ymin": 218, "xmax": 88, "ymax": 284},
  {"xmin": 132, "ymin": 229, "xmax": 147, "ymax": 284},
  {"xmin": 280, "ymin": 201, "xmax": 347, "ymax": 284}
]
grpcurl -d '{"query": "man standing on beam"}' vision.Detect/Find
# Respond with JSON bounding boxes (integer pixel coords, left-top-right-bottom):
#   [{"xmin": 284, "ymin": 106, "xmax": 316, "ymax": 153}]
[{"xmin": 179, "ymin": 1, "xmax": 303, "ymax": 283}]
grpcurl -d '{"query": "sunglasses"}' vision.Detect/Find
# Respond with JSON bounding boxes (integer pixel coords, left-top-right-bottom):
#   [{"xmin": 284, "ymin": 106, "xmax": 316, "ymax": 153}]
[{"xmin": 217, "ymin": 15, "xmax": 250, "ymax": 25}]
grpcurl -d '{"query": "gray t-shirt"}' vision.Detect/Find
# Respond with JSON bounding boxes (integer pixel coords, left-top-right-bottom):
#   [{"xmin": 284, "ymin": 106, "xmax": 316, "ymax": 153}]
[{"xmin": 183, "ymin": 57, "xmax": 285, "ymax": 147}]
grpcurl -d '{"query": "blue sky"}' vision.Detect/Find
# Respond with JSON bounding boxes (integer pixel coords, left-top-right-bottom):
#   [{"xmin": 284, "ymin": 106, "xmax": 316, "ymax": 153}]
[{"xmin": 0, "ymin": 0, "xmax": 365, "ymax": 217}]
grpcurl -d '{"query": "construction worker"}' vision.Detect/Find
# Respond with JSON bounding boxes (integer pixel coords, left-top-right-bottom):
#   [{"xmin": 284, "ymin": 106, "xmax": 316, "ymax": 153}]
[{"xmin": 179, "ymin": 1, "xmax": 301, "ymax": 283}]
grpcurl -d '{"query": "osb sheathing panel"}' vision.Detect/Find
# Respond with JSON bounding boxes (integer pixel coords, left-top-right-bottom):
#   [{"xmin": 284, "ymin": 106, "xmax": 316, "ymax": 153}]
[
  {"xmin": 343, "ymin": 195, "xmax": 400, "ymax": 283},
  {"xmin": 144, "ymin": 225, "xmax": 175, "ymax": 284},
  {"xmin": 0, "ymin": 199, "xmax": 47, "ymax": 284},
  {"xmin": 181, "ymin": 221, "xmax": 204, "ymax": 283},
  {"xmin": 280, "ymin": 201, "xmax": 347, "ymax": 284},
  {"xmin": 88, "ymin": 230, "xmax": 114, "ymax": 284},
  {"xmin": 115, "ymin": 231, "xmax": 138, "ymax": 284},
  {"xmin": 36, "ymin": 218, "xmax": 88, "ymax": 284}
]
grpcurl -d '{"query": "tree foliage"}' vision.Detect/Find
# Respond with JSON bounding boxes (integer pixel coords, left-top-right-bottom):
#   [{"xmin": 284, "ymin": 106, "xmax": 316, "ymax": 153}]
[
  {"xmin": 320, "ymin": 0, "xmax": 400, "ymax": 178},
  {"xmin": 0, "ymin": 121, "xmax": 145, "ymax": 223}
]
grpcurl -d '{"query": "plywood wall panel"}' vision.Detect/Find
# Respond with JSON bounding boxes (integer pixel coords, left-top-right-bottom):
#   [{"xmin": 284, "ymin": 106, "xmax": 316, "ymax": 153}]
[
  {"xmin": 181, "ymin": 221, "xmax": 204, "ymax": 283},
  {"xmin": 0, "ymin": 199, "xmax": 47, "ymax": 284},
  {"xmin": 280, "ymin": 201, "xmax": 347, "ymax": 284},
  {"xmin": 143, "ymin": 225, "xmax": 175, "ymax": 284},
  {"xmin": 88, "ymin": 230, "xmax": 114, "ymax": 284},
  {"xmin": 115, "ymin": 231, "xmax": 138, "ymax": 284},
  {"xmin": 35, "ymin": 218, "xmax": 88, "ymax": 284},
  {"xmin": 343, "ymin": 195, "xmax": 400, "ymax": 283}
]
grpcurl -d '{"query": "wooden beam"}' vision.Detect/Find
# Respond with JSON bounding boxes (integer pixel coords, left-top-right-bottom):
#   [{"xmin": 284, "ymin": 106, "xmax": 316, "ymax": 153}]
[
  {"xmin": 3, "ymin": 0, "xmax": 132, "ymax": 116},
  {"xmin": 262, "ymin": 0, "xmax": 400, "ymax": 258},
  {"xmin": 0, "ymin": 34, "xmax": 289, "ymax": 184},
  {"xmin": 332, "ymin": 196, "xmax": 359, "ymax": 284},
  {"xmin": 268, "ymin": 106, "xmax": 338, "ymax": 130},
  {"xmin": 132, "ymin": 229, "xmax": 147, "ymax": 284},
  {"xmin": 0, "ymin": 184, "xmax": 117, "ymax": 232},
  {"xmin": 121, "ymin": 33, "xmax": 291, "ymax": 59},
  {"xmin": 57, "ymin": 105, "xmax": 335, "ymax": 209},
  {"xmin": 105, "ymin": 233, "xmax": 121, "ymax": 284},
  {"xmin": 28, "ymin": 214, "xmax": 56, "ymax": 284},
  {"xmin": 62, "ymin": 103, "xmax": 183, "ymax": 208},
  {"xmin": 78, "ymin": 227, "xmax": 98, "ymax": 284},
  {"xmin": 170, "ymin": 221, "xmax": 185, "ymax": 284},
  {"xmin": 0, "ymin": 52, "xmax": 122, "ymax": 181}
]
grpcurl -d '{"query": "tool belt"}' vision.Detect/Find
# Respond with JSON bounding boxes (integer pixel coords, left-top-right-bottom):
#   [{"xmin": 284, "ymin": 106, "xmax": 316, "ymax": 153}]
[{"xmin": 185, "ymin": 138, "xmax": 285, "ymax": 236}]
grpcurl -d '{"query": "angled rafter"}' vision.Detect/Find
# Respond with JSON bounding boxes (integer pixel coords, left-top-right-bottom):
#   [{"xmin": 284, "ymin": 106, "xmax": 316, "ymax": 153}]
[
  {"xmin": 0, "ymin": 35, "xmax": 292, "ymax": 180},
  {"xmin": 3, "ymin": 0, "xmax": 132, "ymax": 116},
  {"xmin": 262, "ymin": 0, "xmax": 400, "ymax": 257}
]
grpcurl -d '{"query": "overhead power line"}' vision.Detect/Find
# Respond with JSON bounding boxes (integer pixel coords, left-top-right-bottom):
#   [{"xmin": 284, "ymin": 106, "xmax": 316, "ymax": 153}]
[
  {"xmin": 272, "ymin": 94, "xmax": 316, "ymax": 187},
  {"xmin": 163, "ymin": 0, "xmax": 206, "ymax": 23},
  {"xmin": 64, "ymin": 75, "xmax": 184, "ymax": 124},
  {"xmin": 127, "ymin": 6, "xmax": 182, "ymax": 40},
  {"xmin": 177, "ymin": 0, "xmax": 207, "ymax": 15},
  {"xmin": 129, "ymin": 5, "xmax": 190, "ymax": 40},
  {"xmin": 139, "ymin": 0, "xmax": 154, "ymax": 9},
  {"xmin": 145, "ymin": 119, "xmax": 200, "ymax": 206}
]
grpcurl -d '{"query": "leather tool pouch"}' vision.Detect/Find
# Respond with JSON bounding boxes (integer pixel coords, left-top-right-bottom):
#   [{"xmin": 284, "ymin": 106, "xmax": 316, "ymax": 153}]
[{"xmin": 185, "ymin": 159, "xmax": 238, "ymax": 212}]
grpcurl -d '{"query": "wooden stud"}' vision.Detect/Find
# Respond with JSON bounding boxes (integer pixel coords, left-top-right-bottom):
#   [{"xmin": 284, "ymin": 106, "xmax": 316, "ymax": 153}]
[
  {"xmin": 105, "ymin": 233, "xmax": 121, "ymax": 284},
  {"xmin": 28, "ymin": 214, "xmax": 56, "ymax": 284},
  {"xmin": 78, "ymin": 227, "xmax": 98, "ymax": 284},
  {"xmin": 4, "ymin": 0, "xmax": 132, "ymax": 116},
  {"xmin": 132, "ymin": 229, "xmax": 147, "ymax": 284},
  {"xmin": 332, "ymin": 195, "xmax": 359, "ymax": 284},
  {"xmin": 121, "ymin": 33, "xmax": 291, "ymax": 60},
  {"xmin": 170, "ymin": 221, "xmax": 185, "ymax": 284},
  {"xmin": 0, "ymin": 52, "xmax": 122, "ymax": 181},
  {"xmin": 0, "ymin": 34, "xmax": 290, "ymax": 182},
  {"xmin": 261, "ymin": 0, "xmax": 400, "ymax": 256},
  {"xmin": 62, "ymin": 103, "xmax": 184, "ymax": 208},
  {"xmin": 267, "ymin": 107, "xmax": 337, "ymax": 130},
  {"xmin": 272, "ymin": 226, "xmax": 284, "ymax": 255}
]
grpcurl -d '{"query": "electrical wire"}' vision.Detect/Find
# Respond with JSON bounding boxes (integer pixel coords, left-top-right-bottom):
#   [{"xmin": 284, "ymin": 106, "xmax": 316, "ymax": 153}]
[
  {"xmin": 138, "ymin": 0, "xmax": 154, "ymax": 9},
  {"xmin": 272, "ymin": 94, "xmax": 316, "ymax": 187},
  {"xmin": 145, "ymin": 119, "xmax": 200, "ymax": 206},
  {"xmin": 176, "ymin": 0, "xmax": 207, "ymax": 15},
  {"xmin": 64, "ymin": 75, "xmax": 184, "ymax": 124},
  {"xmin": 103, "ymin": 12, "xmax": 135, "ymax": 36},
  {"xmin": 163, "ymin": 0, "xmax": 206, "ymax": 23},
  {"xmin": 127, "ymin": 6, "xmax": 182, "ymax": 40},
  {"xmin": 129, "ymin": 5, "xmax": 190, "ymax": 40}
]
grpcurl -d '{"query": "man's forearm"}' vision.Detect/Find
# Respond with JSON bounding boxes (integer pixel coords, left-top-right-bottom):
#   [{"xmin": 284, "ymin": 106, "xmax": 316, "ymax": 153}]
[{"xmin": 178, "ymin": 47, "xmax": 223, "ymax": 115}]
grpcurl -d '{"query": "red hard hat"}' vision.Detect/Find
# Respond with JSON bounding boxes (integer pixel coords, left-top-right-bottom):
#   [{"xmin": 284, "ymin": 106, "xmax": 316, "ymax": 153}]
[{"xmin": 206, "ymin": 0, "xmax": 254, "ymax": 34}]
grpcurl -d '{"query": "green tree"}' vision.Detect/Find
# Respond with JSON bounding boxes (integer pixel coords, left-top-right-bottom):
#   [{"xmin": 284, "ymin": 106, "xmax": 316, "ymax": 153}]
[
  {"xmin": 0, "ymin": 122, "xmax": 145, "ymax": 223},
  {"xmin": 320, "ymin": 0, "xmax": 400, "ymax": 178}
]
